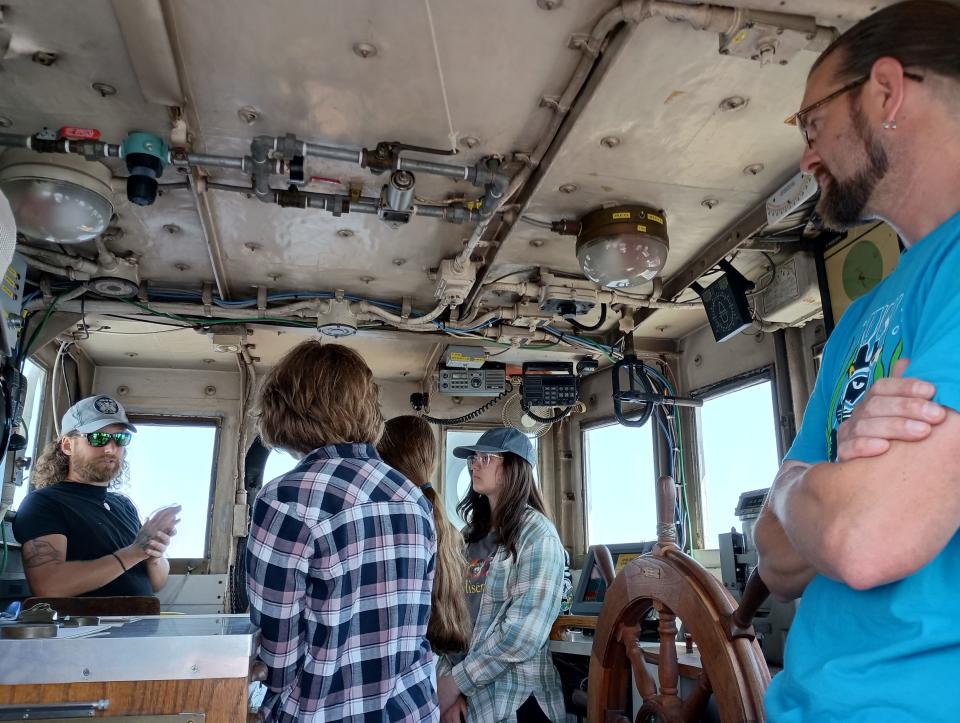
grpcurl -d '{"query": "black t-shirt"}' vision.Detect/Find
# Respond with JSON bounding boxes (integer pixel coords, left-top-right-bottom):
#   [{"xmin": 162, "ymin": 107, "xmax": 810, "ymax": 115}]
[{"xmin": 12, "ymin": 482, "xmax": 153, "ymax": 596}]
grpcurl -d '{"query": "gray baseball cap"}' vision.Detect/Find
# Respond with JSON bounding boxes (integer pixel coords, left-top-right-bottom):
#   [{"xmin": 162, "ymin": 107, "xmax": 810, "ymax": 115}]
[
  {"xmin": 61, "ymin": 395, "xmax": 137, "ymax": 436},
  {"xmin": 453, "ymin": 427, "xmax": 537, "ymax": 468}
]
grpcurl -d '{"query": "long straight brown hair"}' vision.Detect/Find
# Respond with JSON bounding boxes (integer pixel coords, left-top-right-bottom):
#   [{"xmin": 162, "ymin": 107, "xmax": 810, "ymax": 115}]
[
  {"xmin": 458, "ymin": 450, "xmax": 550, "ymax": 561},
  {"xmin": 377, "ymin": 416, "xmax": 471, "ymax": 654}
]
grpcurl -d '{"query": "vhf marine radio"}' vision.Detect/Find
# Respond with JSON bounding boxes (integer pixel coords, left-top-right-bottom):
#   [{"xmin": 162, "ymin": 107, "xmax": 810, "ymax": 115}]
[{"xmin": 521, "ymin": 361, "xmax": 579, "ymax": 409}]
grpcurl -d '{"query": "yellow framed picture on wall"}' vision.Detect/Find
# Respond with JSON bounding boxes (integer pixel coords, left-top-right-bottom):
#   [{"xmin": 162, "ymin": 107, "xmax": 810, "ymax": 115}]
[{"xmin": 821, "ymin": 221, "xmax": 902, "ymax": 327}]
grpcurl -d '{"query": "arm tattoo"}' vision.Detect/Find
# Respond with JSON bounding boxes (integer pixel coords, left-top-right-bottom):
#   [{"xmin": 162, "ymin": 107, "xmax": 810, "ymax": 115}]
[
  {"xmin": 22, "ymin": 540, "xmax": 64, "ymax": 569},
  {"xmin": 133, "ymin": 526, "xmax": 153, "ymax": 552}
]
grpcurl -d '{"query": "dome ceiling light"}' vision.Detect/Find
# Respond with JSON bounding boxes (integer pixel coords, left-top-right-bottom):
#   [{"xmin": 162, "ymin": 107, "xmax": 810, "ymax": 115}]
[
  {"xmin": 0, "ymin": 149, "xmax": 114, "ymax": 244},
  {"xmin": 573, "ymin": 204, "xmax": 669, "ymax": 289}
]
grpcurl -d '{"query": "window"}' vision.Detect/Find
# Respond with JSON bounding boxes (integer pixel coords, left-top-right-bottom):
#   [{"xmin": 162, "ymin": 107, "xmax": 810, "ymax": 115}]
[
  {"xmin": 12, "ymin": 359, "xmax": 46, "ymax": 511},
  {"xmin": 442, "ymin": 428, "xmax": 538, "ymax": 531},
  {"xmin": 699, "ymin": 379, "xmax": 780, "ymax": 547},
  {"xmin": 583, "ymin": 423, "xmax": 658, "ymax": 546},
  {"xmin": 262, "ymin": 448, "xmax": 298, "ymax": 484},
  {"xmin": 124, "ymin": 420, "xmax": 218, "ymax": 559}
]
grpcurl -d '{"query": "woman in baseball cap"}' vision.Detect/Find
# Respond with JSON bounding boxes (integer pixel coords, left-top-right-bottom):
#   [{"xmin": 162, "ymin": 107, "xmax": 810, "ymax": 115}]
[{"xmin": 437, "ymin": 427, "xmax": 566, "ymax": 722}]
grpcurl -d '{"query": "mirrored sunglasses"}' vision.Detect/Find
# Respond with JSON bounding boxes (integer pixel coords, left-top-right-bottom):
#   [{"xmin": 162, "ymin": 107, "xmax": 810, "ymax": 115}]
[{"xmin": 86, "ymin": 431, "xmax": 133, "ymax": 448}]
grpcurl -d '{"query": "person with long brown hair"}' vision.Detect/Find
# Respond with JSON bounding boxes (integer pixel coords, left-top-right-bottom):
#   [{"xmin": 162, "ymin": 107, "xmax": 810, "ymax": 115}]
[
  {"xmin": 377, "ymin": 415, "xmax": 471, "ymax": 656},
  {"xmin": 436, "ymin": 427, "xmax": 565, "ymax": 723},
  {"xmin": 246, "ymin": 341, "xmax": 438, "ymax": 722}
]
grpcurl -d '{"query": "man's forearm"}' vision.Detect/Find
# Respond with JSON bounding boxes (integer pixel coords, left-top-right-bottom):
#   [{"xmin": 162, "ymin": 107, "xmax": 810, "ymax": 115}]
[
  {"xmin": 755, "ymin": 507, "xmax": 817, "ymax": 600},
  {"xmin": 23, "ymin": 543, "xmax": 145, "ymax": 597},
  {"xmin": 770, "ymin": 462, "xmax": 848, "ymax": 582},
  {"xmin": 755, "ymin": 461, "xmax": 819, "ymax": 600},
  {"xmin": 147, "ymin": 557, "xmax": 170, "ymax": 591}
]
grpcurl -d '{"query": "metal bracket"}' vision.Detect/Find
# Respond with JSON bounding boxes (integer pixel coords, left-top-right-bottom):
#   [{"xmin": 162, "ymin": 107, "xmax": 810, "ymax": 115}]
[
  {"xmin": 256, "ymin": 285, "xmax": 267, "ymax": 313},
  {"xmin": 201, "ymin": 281, "xmax": 213, "ymax": 317},
  {"xmin": 568, "ymin": 33, "xmax": 600, "ymax": 57},
  {"xmin": 538, "ymin": 95, "xmax": 565, "ymax": 113},
  {"xmin": 401, "ymin": 297, "xmax": 412, "ymax": 320}
]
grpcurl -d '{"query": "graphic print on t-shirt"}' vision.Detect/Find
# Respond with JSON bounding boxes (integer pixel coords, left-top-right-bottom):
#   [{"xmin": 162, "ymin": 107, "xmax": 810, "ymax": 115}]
[
  {"xmin": 825, "ymin": 293, "xmax": 904, "ymax": 461},
  {"xmin": 465, "ymin": 554, "xmax": 492, "ymax": 596}
]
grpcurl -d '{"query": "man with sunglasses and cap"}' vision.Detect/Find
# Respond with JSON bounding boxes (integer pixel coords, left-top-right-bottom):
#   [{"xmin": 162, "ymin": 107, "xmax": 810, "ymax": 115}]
[{"xmin": 13, "ymin": 395, "xmax": 180, "ymax": 598}]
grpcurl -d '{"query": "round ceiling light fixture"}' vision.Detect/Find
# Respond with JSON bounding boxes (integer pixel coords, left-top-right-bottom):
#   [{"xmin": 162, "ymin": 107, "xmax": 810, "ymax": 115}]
[
  {"xmin": 317, "ymin": 298, "xmax": 358, "ymax": 338},
  {"xmin": 0, "ymin": 149, "xmax": 114, "ymax": 244},
  {"xmin": 575, "ymin": 204, "xmax": 669, "ymax": 288}
]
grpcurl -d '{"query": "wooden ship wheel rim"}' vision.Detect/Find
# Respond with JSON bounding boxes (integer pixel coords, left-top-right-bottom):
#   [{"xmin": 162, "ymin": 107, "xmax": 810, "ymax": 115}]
[{"xmin": 587, "ymin": 476, "xmax": 771, "ymax": 723}]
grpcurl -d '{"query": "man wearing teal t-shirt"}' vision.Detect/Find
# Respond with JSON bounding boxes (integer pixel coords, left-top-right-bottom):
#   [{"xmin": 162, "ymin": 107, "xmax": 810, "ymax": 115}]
[{"xmin": 756, "ymin": 2, "xmax": 960, "ymax": 720}]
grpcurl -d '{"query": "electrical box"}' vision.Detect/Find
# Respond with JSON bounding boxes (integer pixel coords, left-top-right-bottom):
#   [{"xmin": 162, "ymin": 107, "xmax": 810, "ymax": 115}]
[
  {"xmin": 538, "ymin": 270, "xmax": 597, "ymax": 315},
  {"xmin": 434, "ymin": 259, "xmax": 476, "ymax": 307},
  {"xmin": 719, "ymin": 15, "xmax": 817, "ymax": 66},
  {"xmin": 0, "ymin": 254, "xmax": 26, "ymax": 358},
  {"xmin": 443, "ymin": 345, "xmax": 485, "ymax": 369},
  {"xmin": 437, "ymin": 365, "xmax": 506, "ymax": 396},
  {"xmin": 757, "ymin": 252, "xmax": 821, "ymax": 326}
]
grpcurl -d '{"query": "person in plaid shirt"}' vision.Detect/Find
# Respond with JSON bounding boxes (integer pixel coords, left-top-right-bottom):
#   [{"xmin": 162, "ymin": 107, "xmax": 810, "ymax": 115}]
[
  {"xmin": 246, "ymin": 341, "xmax": 439, "ymax": 722},
  {"xmin": 438, "ymin": 427, "xmax": 567, "ymax": 723}
]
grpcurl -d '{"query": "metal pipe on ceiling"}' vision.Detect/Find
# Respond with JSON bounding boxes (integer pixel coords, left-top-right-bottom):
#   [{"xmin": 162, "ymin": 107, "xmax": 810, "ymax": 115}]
[
  {"xmin": 183, "ymin": 153, "xmax": 249, "ymax": 171},
  {"xmin": 26, "ymin": 298, "xmax": 559, "ymax": 345},
  {"xmin": 20, "ymin": 257, "xmax": 91, "ymax": 281},
  {"xmin": 482, "ymin": 281, "xmax": 701, "ymax": 310},
  {"xmin": 17, "ymin": 245, "xmax": 99, "ymax": 275}
]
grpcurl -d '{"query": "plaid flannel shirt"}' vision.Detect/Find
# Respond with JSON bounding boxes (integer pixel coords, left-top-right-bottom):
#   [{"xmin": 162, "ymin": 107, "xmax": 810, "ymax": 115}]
[
  {"xmin": 246, "ymin": 443, "xmax": 439, "ymax": 723},
  {"xmin": 451, "ymin": 509, "xmax": 568, "ymax": 722}
]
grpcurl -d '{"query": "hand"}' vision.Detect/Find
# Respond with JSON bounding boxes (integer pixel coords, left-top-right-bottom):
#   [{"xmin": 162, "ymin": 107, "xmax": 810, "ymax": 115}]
[
  {"xmin": 836, "ymin": 358, "xmax": 946, "ymax": 462},
  {"xmin": 437, "ymin": 675, "xmax": 462, "ymax": 714},
  {"xmin": 441, "ymin": 695, "xmax": 467, "ymax": 723},
  {"xmin": 128, "ymin": 505, "xmax": 182, "ymax": 560}
]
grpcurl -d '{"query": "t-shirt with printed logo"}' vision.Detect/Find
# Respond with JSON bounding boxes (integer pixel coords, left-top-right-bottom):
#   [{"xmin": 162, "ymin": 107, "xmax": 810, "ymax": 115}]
[{"xmin": 464, "ymin": 532, "xmax": 498, "ymax": 626}]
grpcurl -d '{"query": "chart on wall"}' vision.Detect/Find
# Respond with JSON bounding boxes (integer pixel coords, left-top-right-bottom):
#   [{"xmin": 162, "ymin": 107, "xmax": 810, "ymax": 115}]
[{"xmin": 822, "ymin": 221, "xmax": 902, "ymax": 325}]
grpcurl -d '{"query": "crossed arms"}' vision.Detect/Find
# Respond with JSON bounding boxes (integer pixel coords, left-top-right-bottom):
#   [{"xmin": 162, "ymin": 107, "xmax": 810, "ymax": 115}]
[{"xmin": 757, "ymin": 361, "xmax": 960, "ymax": 598}]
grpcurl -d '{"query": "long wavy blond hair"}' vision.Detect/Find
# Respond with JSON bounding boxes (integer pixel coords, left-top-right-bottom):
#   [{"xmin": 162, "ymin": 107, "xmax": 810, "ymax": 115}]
[
  {"xmin": 378, "ymin": 416, "xmax": 471, "ymax": 654},
  {"xmin": 31, "ymin": 436, "xmax": 130, "ymax": 490}
]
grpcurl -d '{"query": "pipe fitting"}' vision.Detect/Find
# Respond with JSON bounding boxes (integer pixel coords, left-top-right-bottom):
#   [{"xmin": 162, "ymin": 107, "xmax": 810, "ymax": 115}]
[{"xmin": 250, "ymin": 135, "xmax": 275, "ymax": 202}]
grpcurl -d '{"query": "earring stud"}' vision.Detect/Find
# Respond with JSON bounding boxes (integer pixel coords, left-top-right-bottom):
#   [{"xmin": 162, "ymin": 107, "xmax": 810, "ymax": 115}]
[{"xmin": 882, "ymin": 120, "xmax": 897, "ymax": 130}]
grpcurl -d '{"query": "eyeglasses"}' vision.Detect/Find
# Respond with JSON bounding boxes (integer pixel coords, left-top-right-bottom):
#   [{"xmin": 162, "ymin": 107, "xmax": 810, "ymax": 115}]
[
  {"xmin": 785, "ymin": 72, "xmax": 924, "ymax": 147},
  {"xmin": 85, "ymin": 431, "xmax": 132, "ymax": 448},
  {"xmin": 467, "ymin": 452, "xmax": 503, "ymax": 468}
]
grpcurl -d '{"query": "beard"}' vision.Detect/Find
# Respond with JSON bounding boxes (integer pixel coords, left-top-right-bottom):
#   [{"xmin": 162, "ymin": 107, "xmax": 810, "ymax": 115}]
[
  {"xmin": 73, "ymin": 456, "xmax": 121, "ymax": 485},
  {"xmin": 816, "ymin": 102, "xmax": 890, "ymax": 231}
]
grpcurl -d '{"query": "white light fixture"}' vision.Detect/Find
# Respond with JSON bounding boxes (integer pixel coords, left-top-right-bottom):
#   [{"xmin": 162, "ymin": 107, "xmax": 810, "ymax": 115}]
[
  {"xmin": 0, "ymin": 149, "xmax": 114, "ymax": 244},
  {"xmin": 575, "ymin": 204, "xmax": 669, "ymax": 288},
  {"xmin": 317, "ymin": 299, "xmax": 358, "ymax": 337}
]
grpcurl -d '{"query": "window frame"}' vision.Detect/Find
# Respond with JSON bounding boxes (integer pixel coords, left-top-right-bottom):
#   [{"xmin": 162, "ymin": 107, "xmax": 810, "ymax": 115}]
[
  {"xmin": 691, "ymin": 367, "xmax": 782, "ymax": 548},
  {"xmin": 579, "ymin": 416, "xmax": 658, "ymax": 549},
  {"xmin": 127, "ymin": 415, "xmax": 222, "ymax": 574},
  {"xmin": 8, "ymin": 358, "xmax": 49, "ymax": 510}
]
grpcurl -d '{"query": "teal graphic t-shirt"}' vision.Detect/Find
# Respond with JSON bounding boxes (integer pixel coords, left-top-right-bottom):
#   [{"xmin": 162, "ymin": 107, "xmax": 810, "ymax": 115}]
[{"xmin": 766, "ymin": 210, "xmax": 960, "ymax": 722}]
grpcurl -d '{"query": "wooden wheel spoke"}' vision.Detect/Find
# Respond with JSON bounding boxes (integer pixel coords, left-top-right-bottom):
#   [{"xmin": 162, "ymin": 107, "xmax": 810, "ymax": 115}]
[
  {"xmin": 619, "ymin": 622, "xmax": 658, "ymax": 700},
  {"xmin": 654, "ymin": 602, "xmax": 680, "ymax": 700},
  {"xmin": 680, "ymin": 670, "xmax": 713, "ymax": 721}
]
